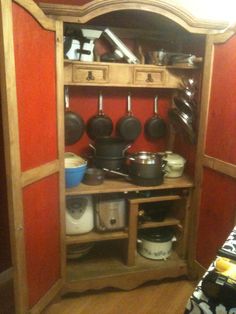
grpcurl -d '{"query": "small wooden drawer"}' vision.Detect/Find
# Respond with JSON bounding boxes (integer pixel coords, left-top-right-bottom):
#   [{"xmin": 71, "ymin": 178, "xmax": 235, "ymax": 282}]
[
  {"xmin": 72, "ymin": 64, "xmax": 109, "ymax": 84},
  {"xmin": 133, "ymin": 67, "xmax": 166, "ymax": 86}
]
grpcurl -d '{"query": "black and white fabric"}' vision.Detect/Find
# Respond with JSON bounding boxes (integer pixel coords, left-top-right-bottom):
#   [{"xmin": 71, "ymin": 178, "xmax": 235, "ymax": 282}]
[{"xmin": 185, "ymin": 227, "xmax": 236, "ymax": 314}]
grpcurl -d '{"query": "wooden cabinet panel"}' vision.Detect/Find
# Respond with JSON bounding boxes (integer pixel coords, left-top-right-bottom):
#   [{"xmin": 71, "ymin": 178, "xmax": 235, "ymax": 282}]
[
  {"xmin": 23, "ymin": 174, "xmax": 60, "ymax": 307},
  {"xmin": 13, "ymin": 3, "xmax": 58, "ymax": 172},
  {"xmin": 0, "ymin": 106, "xmax": 11, "ymax": 272},
  {"xmin": 196, "ymin": 169, "xmax": 236, "ymax": 268},
  {"xmin": 194, "ymin": 33, "xmax": 236, "ymax": 270},
  {"xmin": 205, "ymin": 35, "xmax": 236, "ymax": 165},
  {"xmin": 0, "ymin": 2, "xmax": 63, "ymax": 312}
]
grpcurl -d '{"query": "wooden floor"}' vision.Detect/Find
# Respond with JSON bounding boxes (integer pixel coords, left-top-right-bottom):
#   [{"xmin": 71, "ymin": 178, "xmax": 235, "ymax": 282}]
[{"xmin": 44, "ymin": 278, "xmax": 196, "ymax": 314}]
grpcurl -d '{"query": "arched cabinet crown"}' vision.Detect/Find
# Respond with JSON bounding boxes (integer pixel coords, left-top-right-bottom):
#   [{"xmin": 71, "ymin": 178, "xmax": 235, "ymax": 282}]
[{"xmin": 39, "ymin": 0, "xmax": 228, "ymax": 34}]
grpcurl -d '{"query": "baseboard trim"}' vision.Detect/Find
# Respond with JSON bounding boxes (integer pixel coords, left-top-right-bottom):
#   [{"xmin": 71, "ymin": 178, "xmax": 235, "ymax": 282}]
[{"xmin": 0, "ymin": 267, "xmax": 13, "ymax": 287}]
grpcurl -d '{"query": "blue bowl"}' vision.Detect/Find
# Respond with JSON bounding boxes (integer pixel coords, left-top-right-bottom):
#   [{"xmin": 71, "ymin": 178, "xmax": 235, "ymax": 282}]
[{"xmin": 65, "ymin": 162, "xmax": 87, "ymax": 188}]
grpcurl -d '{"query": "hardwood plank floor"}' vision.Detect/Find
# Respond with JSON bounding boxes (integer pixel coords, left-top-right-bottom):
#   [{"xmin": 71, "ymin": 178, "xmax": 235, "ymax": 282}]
[{"xmin": 44, "ymin": 278, "xmax": 196, "ymax": 314}]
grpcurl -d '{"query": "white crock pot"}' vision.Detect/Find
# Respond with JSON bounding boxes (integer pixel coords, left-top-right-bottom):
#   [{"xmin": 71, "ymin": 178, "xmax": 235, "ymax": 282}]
[
  {"xmin": 137, "ymin": 228, "xmax": 176, "ymax": 260},
  {"xmin": 66, "ymin": 195, "xmax": 94, "ymax": 235},
  {"xmin": 163, "ymin": 151, "xmax": 186, "ymax": 178}
]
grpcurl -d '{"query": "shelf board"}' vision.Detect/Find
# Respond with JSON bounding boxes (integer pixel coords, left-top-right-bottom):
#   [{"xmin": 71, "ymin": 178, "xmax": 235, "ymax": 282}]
[
  {"xmin": 66, "ymin": 230, "xmax": 128, "ymax": 245},
  {"xmin": 128, "ymin": 194, "xmax": 181, "ymax": 204},
  {"xmin": 65, "ymin": 250, "xmax": 187, "ymax": 293},
  {"xmin": 66, "ymin": 175, "xmax": 193, "ymax": 196},
  {"xmin": 138, "ymin": 217, "xmax": 181, "ymax": 229}
]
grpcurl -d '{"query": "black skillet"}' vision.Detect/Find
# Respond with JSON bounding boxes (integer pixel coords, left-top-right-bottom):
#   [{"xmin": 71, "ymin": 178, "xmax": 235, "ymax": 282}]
[
  {"xmin": 116, "ymin": 93, "xmax": 142, "ymax": 142},
  {"xmin": 144, "ymin": 95, "xmax": 166, "ymax": 140},
  {"xmin": 64, "ymin": 87, "xmax": 85, "ymax": 145},
  {"xmin": 86, "ymin": 92, "xmax": 113, "ymax": 140}
]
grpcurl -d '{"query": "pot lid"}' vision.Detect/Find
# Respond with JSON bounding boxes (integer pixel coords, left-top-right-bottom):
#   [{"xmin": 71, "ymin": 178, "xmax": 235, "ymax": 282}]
[
  {"xmin": 129, "ymin": 152, "xmax": 161, "ymax": 164},
  {"xmin": 163, "ymin": 151, "xmax": 186, "ymax": 166},
  {"xmin": 139, "ymin": 227, "xmax": 174, "ymax": 242}
]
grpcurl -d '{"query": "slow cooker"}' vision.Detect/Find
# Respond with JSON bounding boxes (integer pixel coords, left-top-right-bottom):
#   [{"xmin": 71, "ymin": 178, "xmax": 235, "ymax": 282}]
[{"xmin": 137, "ymin": 227, "xmax": 176, "ymax": 260}]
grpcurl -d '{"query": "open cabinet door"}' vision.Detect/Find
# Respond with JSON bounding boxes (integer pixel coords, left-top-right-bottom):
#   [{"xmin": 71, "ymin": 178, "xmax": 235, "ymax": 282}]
[
  {"xmin": 0, "ymin": 0, "xmax": 64, "ymax": 313},
  {"xmin": 192, "ymin": 30, "xmax": 236, "ymax": 270}
]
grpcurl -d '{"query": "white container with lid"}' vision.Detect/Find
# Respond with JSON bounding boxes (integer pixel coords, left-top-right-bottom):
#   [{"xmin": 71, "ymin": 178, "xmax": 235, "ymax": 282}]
[{"xmin": 163, "ymin": 151, "xmax": 186, "ymax": 178}]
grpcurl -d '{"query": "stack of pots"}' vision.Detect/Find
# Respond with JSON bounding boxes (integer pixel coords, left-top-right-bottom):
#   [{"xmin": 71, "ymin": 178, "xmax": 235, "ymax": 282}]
[
  {"xmin": 89, "ymin": 137, "xmax": 130, "ymax": 171},
  {"xmin": 169, "ymin": 77, "xmax": 197, "ymax": 144}
]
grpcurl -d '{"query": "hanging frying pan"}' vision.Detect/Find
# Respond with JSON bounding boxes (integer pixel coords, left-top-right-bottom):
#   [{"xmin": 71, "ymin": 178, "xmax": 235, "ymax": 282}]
[
  {"xmin": 64, "ymin": 87, "xmax": 85, "ymax": 145},
  {"xmin": 86, "ymin": 92, "xmax": 113, "ymax": 140},
  {"xmin": 144, "ymin": 95, "xmax": 166, "ymax": 140},
  {"xmin": 116, "ymin": 93, "xmax": 142, "ymax": 142}
]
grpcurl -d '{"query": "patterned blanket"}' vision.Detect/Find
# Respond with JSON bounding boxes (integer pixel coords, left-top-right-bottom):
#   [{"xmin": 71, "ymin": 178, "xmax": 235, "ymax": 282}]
[{"xmin": 185, "ymin": 227, "xmax": 236, "ymax": 314}]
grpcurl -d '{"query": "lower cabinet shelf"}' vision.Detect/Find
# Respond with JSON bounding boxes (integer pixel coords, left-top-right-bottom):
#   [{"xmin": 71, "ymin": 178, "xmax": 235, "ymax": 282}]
[
  {"xmin": 64, "ymin": 178, "xmax": 193, "ymax": 294},
  {"xmin": 138, "ymin": 217, "xmax": 181, "ymax": 230},
  {"xmin": 66, "ymin": 230, "xmax": 128, "ymax": 245},
  {"xmin": 64, "ymin": 251, "xmax": 187, "ymax": 294}
]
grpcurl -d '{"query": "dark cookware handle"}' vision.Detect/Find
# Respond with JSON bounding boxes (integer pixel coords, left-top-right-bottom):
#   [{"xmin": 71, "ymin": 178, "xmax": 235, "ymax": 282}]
[
  {"xmin": 98, "ymin": 92, "xmax": 104, "ymax": 116},
  {"xmin": 122, "ymin": 144, "xmax": 131, "ymax": 155},
  {"xmin": 102, "ymin": 168, "xmax": 129, "ymax": 177},
  {"xmin": 127, "ymin": 92, "xmax": 133, "ymax": 116},
  {"xmin": 154, "ymin": 95, "xmax": 159, "ymax": 116},
  {"xmin": 65, "ymin": 86, "xmax": 69, "ymax": 110}
]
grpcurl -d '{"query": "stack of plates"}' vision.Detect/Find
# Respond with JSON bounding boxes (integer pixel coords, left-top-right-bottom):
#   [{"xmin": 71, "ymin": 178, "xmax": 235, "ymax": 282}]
[{"xmin": 67, "ymin": 243, "xmax": 94, "ymax": 259}]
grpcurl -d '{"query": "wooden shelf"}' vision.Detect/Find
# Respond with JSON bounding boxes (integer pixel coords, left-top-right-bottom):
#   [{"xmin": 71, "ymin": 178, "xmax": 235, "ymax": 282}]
[
  {"xmin": 138, "ymin": 217, "xmax": 181, "ymax": 230},
  {"xmin": 128, "ymin": 194, "xmax": 182, "ymax": 204},
  {"xmin": 64, "ymin": 250, "xmax": 187, "ymax": 294},
  {"xmin": 66, "ymin": 230, "xmax": 128, "ymax": 245},
  {"xmin": 64, "ymin": 60, "xmax": 197, "ymax": 88},
  {"xmin": 66, "ymin": 175, "xmax": 194, "ymax": 196}
]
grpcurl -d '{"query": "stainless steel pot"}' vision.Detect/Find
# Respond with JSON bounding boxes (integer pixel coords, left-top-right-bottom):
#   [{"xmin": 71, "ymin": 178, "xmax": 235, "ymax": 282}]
[{"xmin": 128, "ymin": 152, "xmax": 166, "ymax": 178}]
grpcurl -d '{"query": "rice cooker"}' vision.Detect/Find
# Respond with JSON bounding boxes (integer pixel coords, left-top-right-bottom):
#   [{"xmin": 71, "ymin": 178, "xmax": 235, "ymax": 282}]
[
  {"xmin": 94, "ymin": 195, "xmax": 126, "ymax": 231},
  {"xmin": 163, "ymin": 151, "xmax": 186, "ymax": 178},
  {"xmin": 65, "ymin": 195, "xmax": 94, "ymax": 235},
  {"xmin": 137, "ymin": 227, "xmax": 176, "ymax": 260}
]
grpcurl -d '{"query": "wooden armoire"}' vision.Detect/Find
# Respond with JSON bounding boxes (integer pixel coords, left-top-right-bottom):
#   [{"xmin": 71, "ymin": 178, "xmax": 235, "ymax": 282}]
[{"xmin": 0, "ymin": 0, "xmax": 235, "ymax": 313}]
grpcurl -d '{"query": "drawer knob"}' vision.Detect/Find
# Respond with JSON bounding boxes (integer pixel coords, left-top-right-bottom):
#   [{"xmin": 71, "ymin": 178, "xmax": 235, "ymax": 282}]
[
  {"xmin": 146, "ymin": 73, "xmax": 154, "ymax": 83},
  {"xmin": 86, "ymin": 71, "xmax": 95, "ymax": 81}
]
